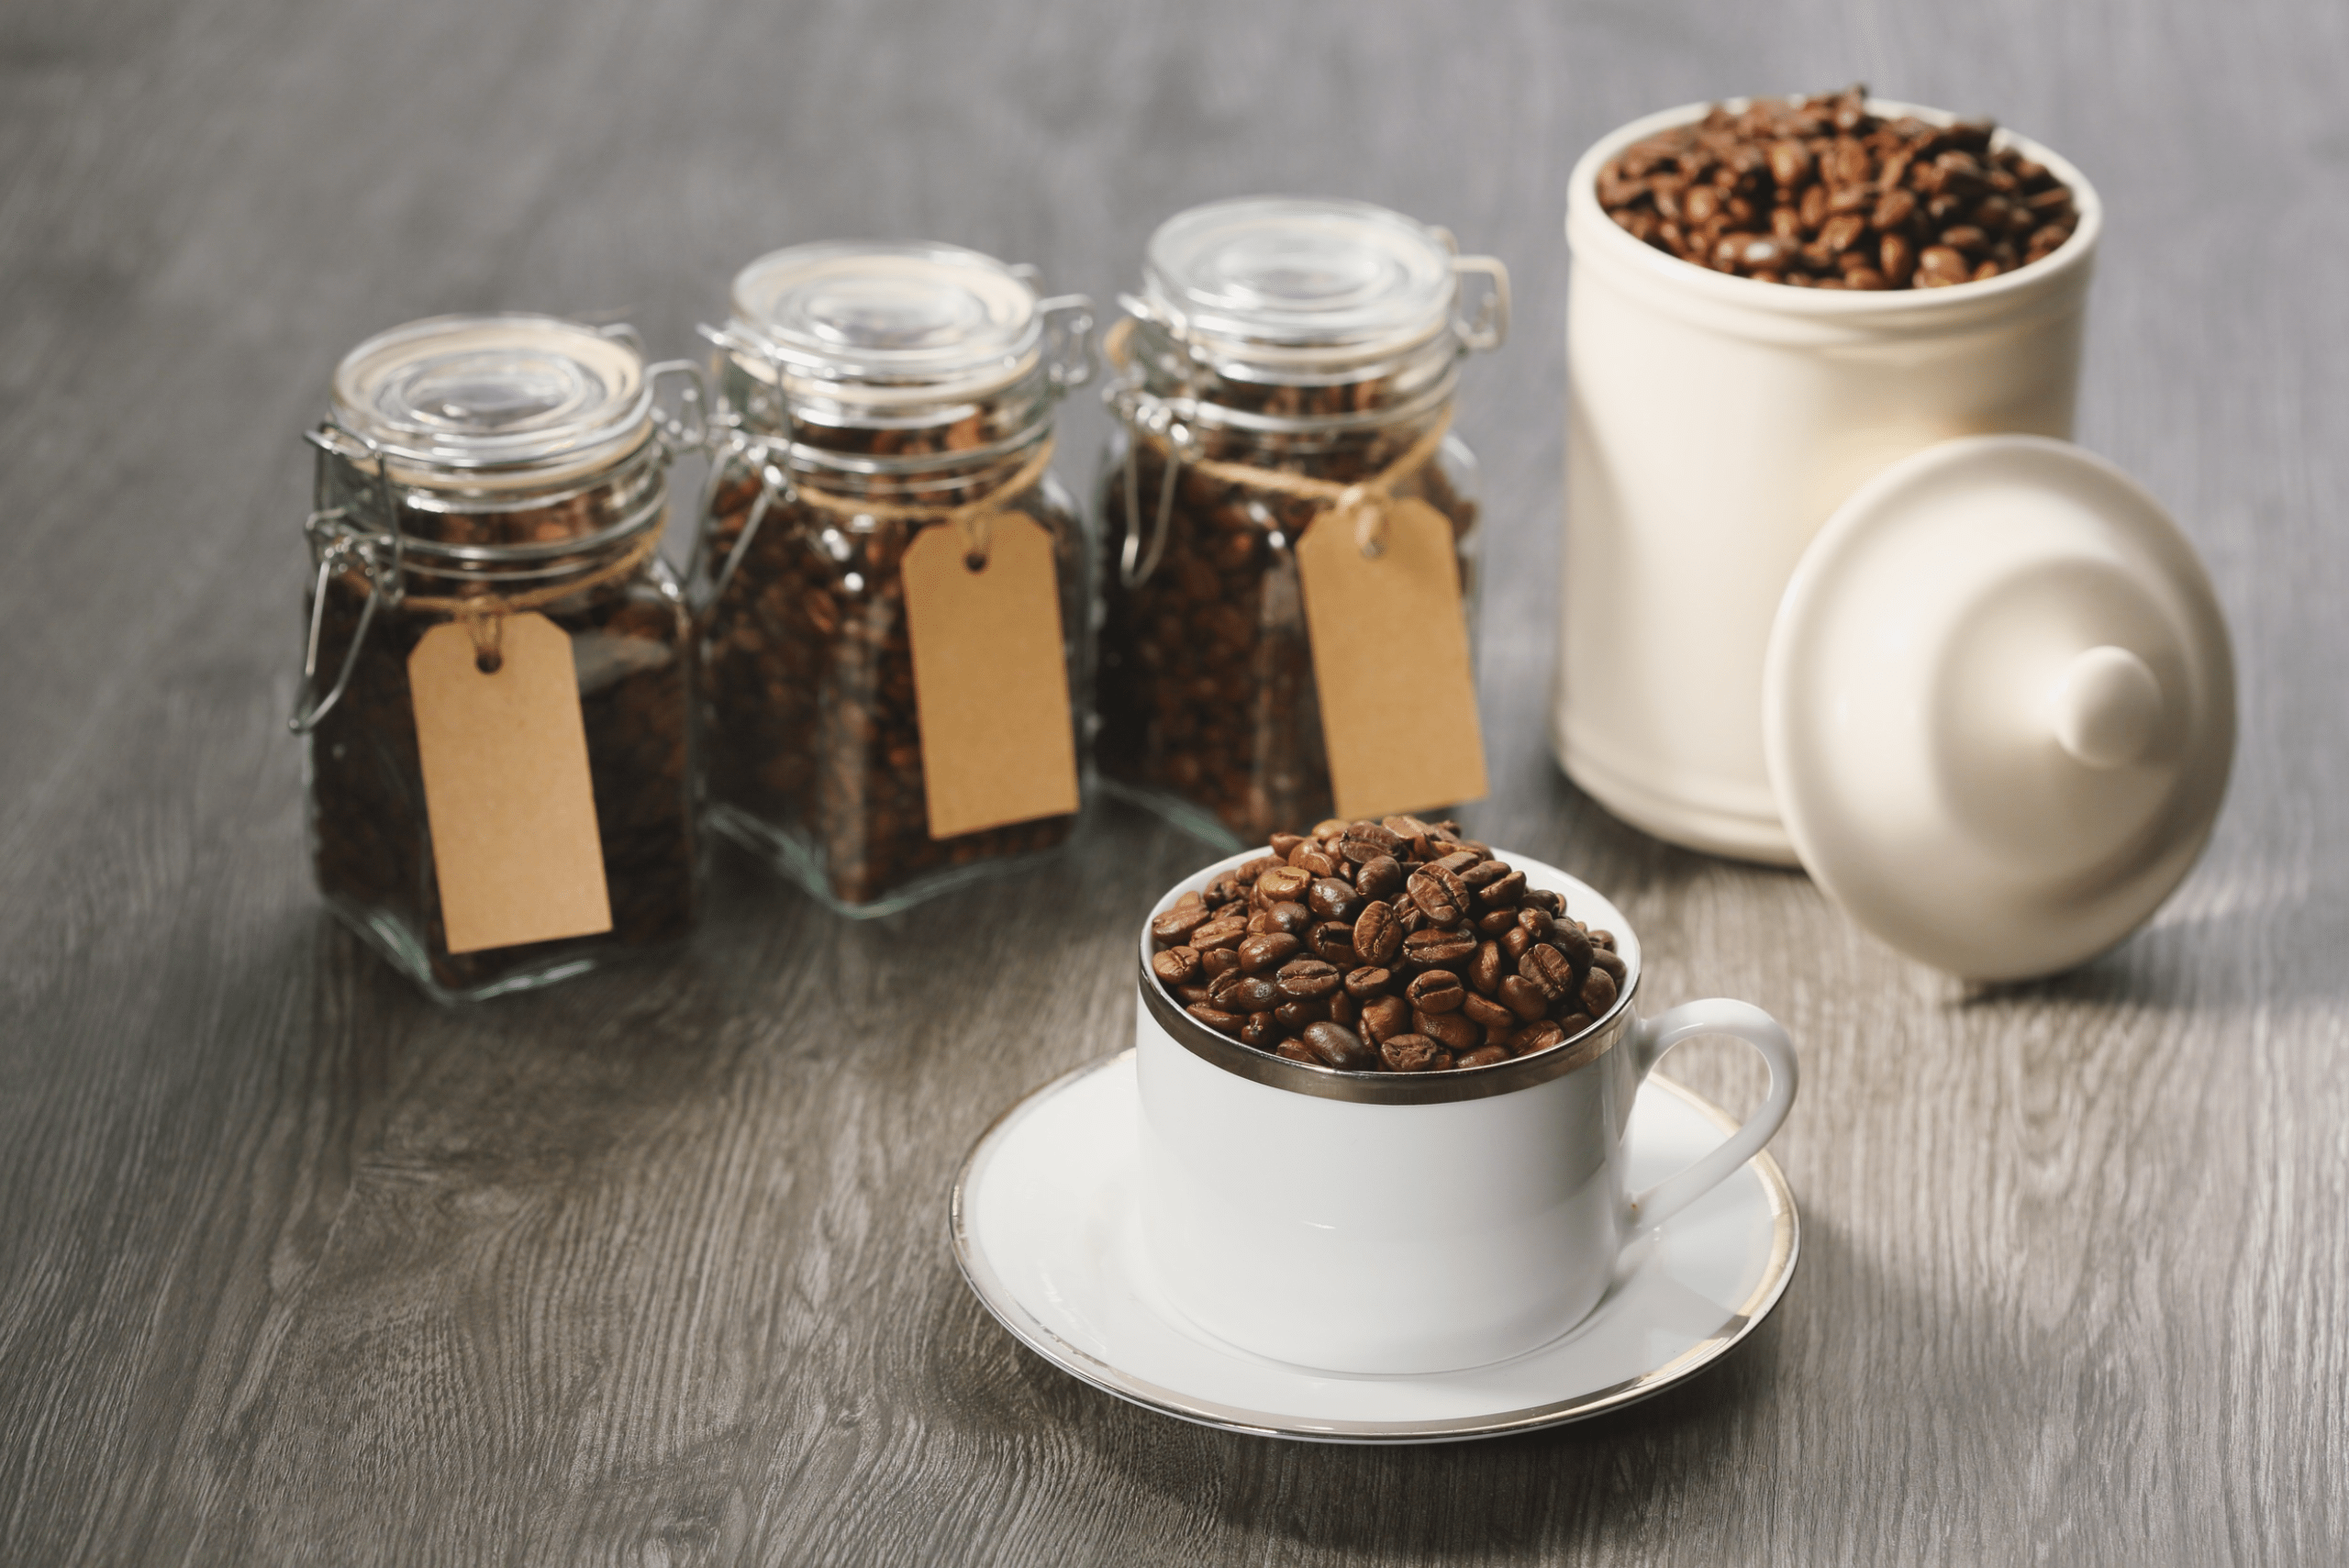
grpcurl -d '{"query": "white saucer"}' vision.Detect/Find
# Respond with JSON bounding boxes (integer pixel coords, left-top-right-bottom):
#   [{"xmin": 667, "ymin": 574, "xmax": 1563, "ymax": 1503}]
[{"xmin": 951, "ymin": 1050, "xmax": 1798, "ymax": 1443}]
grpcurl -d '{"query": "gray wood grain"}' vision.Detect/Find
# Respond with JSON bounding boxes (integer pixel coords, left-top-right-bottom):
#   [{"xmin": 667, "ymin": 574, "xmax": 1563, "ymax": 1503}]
[{"xmin": 3, "ymin": 0, "xmax": 2344, "ymax": 1562}]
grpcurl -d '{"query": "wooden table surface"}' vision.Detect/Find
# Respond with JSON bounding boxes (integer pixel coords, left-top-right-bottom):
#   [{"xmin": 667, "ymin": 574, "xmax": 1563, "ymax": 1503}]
[{"xmin": 5, "ymin": 1, "xmax": 2343, "ymax": 1562}]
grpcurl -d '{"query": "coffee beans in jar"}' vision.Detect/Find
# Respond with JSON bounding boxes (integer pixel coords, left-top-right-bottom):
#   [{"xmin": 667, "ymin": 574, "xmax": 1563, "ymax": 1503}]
[
  {"xmin": 693, "ymin": 244, "xmax": 1096, "ymax": 914},
  {"xmin": 1099, "ymin": 198, "xmax": 1508, "ymax": 847},
  {"xmin": 1147, "ymin": 817, "xmax": 1630, "ymax": 1073},
  {"xmin": 1597, "ymin": 84, "xmax": 2081, "ymax": 288},
  {"xmin": 294, "ymin": 315, "xmax": 703, "ymax": 1001}
]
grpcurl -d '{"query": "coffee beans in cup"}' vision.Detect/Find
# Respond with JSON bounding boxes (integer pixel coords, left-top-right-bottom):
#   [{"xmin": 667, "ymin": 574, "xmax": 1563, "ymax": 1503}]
[
  {"xmin": 1148, "ymin": 817, "xmax": 1629, "ymax": 1073},
  {"xmin": 1597, "ymin": 84, "xmax": 2081, "ymax": 289}
]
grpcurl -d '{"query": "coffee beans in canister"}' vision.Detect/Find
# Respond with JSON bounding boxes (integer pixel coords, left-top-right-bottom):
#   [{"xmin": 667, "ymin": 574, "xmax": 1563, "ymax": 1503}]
[{"xmin": 1148, "ymin": 817, "xmax": 1629, "ymax": 1073}]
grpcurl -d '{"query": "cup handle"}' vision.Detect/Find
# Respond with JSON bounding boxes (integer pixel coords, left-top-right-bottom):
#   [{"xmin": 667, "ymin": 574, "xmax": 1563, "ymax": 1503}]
[{"xmin": 1623, "ymin": 1000, "xmax": 1799, "ymax": 1235}]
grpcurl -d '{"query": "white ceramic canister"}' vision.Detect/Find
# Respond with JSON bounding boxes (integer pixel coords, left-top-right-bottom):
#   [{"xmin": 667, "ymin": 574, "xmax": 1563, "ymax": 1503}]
[
  {"xmin": 1133, "ymin": 848, "xmax": 1798, "ymax": 1375},
  {"xmin": 1556, "ymin": 102, "xmax": 2103, "ymax": 863}
]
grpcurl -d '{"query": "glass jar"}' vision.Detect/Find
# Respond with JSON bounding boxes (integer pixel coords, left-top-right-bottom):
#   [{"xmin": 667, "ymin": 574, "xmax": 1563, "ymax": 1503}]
[
  {"xmin": 692, "ymin": 242, "xmax": 1095, "ymax": 916},
  {"xmin": 293, "ymin": 314, "xmax": 705, "ymax": 1001},
  {"xmin": 1097, "ymin": 196, "xmax": 1509, "ymax": 847}
]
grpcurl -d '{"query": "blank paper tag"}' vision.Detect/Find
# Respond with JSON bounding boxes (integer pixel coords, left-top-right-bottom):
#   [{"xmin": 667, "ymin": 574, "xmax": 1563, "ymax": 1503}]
[
  {"xmin": 900, "ymin": 513, "xmax": 1081, "ymax": 840},
  {"xmin": 407, "ymin": 612, "xmax": 612, "ymax": 954},
  {"xmin": 1296, "ymin": 497, "xmax": 1489, "ymax": 819}
]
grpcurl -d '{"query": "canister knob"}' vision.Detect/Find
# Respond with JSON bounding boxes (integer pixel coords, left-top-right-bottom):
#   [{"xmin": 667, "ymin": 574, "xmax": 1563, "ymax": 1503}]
[{"xmin": 2052, "ymin": 645, "xmax": 2164, "ymax": 771}]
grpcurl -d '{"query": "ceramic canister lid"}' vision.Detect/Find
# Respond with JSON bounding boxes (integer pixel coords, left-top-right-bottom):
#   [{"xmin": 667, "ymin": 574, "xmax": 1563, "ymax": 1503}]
[{"xmin": 1763, "ymin": 435, "xmax": 2235, "ymax": 982}]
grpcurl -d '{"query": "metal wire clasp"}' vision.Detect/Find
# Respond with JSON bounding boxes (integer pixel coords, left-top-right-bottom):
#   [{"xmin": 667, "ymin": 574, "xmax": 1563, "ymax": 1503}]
[{"xmin": 289, "ymin": 423, "xmax": 403, "ymax": 733}]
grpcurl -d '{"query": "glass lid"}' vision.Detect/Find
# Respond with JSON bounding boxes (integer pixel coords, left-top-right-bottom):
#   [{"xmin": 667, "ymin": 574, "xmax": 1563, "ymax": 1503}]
[
  {"xmin": 726, "ymin": 240, "xmax": 1042, "ymax": 398},
  {"xmin": 329, "ymin": 314, "xmax": 650, "ymax": 471},
  {"xmin": 1141, "ymin": 195, "xmax": 1459, "ymax": 360}
]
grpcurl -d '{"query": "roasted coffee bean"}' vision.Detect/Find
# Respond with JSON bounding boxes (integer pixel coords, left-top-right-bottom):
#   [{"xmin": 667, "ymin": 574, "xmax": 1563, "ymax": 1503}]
[
  {"xmin": 1590, "ymin": 946, "xmax": 1628, "ymax": 983},
  {"xmin": 1175, "ymin": 984, "xmax": 1212, "ymax": 1005},
  {"xmin": 1475, "ymin": 907, "xmax": 1518, "ymax": 936},
  {"xmin": 1256, "ymin": 865, "xmax": 1314, "ymax": 906},
  {"xmin": 1522, "ymin": 889, "xmax": 1564, "ymax": 917},
  {"xmin": 1551, "ymin": 922, "xmax": 1594, "ymax": 969},
  {"xmin": 1381, "ymin": 1035, "xmax": 1451, "ymax": 1073},
  {"xmin": 1353, "ymin": 901, "xmax": 1403, "ymax": 964},
  {"xmin": 1212, "ymin": 973, "xmax": 1282, "ymax": 1013},
  {"xmin": 1237, "ymin": 931, "xmax": 1301, "ymax": 974},
  {"xmin": 1308, "ymin": 877, "xmax": 1359, "ymax": 921},
  {"xmin": 1302, "ymin": 1020, "xmax": 1379, "ymax": 1071},
  {"xmin": 1407, "ymin": 864, "xmax": 1471, "ymax": 926},
  {"xmin": 1269, "ymin": 832, "xmax": 1308, "ymax": 860},
  {"xmin": 1353, "ymin": 854, "xmax": 1404, "ymax": 900},
  {"xmin": 1275, "ymin": 998, "xmax": 1330, "ymax": 1030},
  {"xmin": 1344, "ymin": 966, "xmax": 1394, "ymax": 999},
  {"xmin": 1500, "ymin": 924, "xmax": 1534, "ymax": 962},
  {"xmin": 1554, "ymin": 1011, "xmax": 1596, "ymax": 1039},
  {"xmin": 1580, "ymin": 967, "xmax": 1620, "ymax": 1016},
  {"xmin": 1414, "ymin": 1007, "xmax": 1480, "ymax": 1051},
  {"xmin": 1151, "ymin": 905, "xmax": 1211, "ymax": 947},
  {"xmin": 1474, "ymin": 869, "xmax": 1526, "ymax": 906},
  {"xmin": 1265, "ymin": 900, "xmax": 1314, "ymax": 936},
  {"xmin": 1276, "ymin": 958, "xmax": 1343, "ymax": 1000},
  {"xmin": 1328, "ymin": 991, "xmax": 1358, "ymax": 1026},
  {"xmin": 1188, "ymin": 1003, "xmax": 1245, "ymax": 1037},
  {"xmin": 1340, "ymin": 821, "xmax": 1405, "ymax": 863},
  {"xmin": 1401, "ymin": 926, "xmax": 1477, "ymax": 970},
  {"xmin": 1512, "ymin": 1019, "xmax": 1566, "ymax": 1055},
  {"xmin": 1498, "ymin": 973, "xmax": 1550, "ymax": 1022},
  {"xmin": 1515, "ymin": 906, "xmax": 1553, "ymax": 941},
  {"xmin": 1468, "ymin": 940, "xmax": 1505, "ymax": 995},
  {"xmin": 1520, "ymin": 942, "xmax": 1576, "ymax": 1001},
  {"xmin": 1596, "ymin": 86, "xmax": 2077, "ymax": 291},
  {"xmin": 1236, "ymin": 855, "xmax": 1279, "ymax": 885},
  {"xmin": 1275, "ymin": 1039, "xmax": 1319, "ymax": 1064},
  {"xmin": 1306, "ymin": 921, "xmax": 1360, "ymax": 967},
  {"xmin": 1241, "ymin": 1012, "xmax": 1280, "ymax": 1048},
  {"xmin": 1190, "ymin": 916, "xmax": 1247, "ymax": 951},
  {"xmin": 1359, "ymin": 995, "xmax": 1412, "ymax": 1045},
  {"xmin": 1397, "ymin": 904, "xmax": 1426, "ymax": 936},
  {"xmin": 1289, "ymin": 845, "xmax": 1339, "ymax": 879},
  {"xmin": 1199, "ymin": 947, "xmax": 1240, "ymax": 980},
  {"xmin": 1152, "ymin": 946, "xmax": 1202, "ymax": 985},
  {"xmin": 1461, "ymin": 993, "xmax": 1517, "ymax": 1032},
  {"xmin": 1432, "ymin": 849, "xmax": 1482, "ymax": 876},
  {"xmin": 1591, "ymin": 928, "xmax": 1617, "ymax": 951},
  {"xmin": 1456, "ymin": 1045, "xmax": 1511, "ymax": 1069},
  {"xmin": 1405, "ymin": 970, "xmax": 1465, "ymax": 1013}
]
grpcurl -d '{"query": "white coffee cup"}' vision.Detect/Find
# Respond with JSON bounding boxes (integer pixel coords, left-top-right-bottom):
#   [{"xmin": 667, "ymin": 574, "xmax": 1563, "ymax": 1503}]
[{"xmin": 1134, "ymin": 848, "xmax": 1798, "ymax": 1374}]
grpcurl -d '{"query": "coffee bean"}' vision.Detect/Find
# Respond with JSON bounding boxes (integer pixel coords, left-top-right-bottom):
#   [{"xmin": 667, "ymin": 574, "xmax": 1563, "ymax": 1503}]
[
  {"xmin": 1498, "ymin": 974, "xmax": 1549, "ymax": 1021},
  {"xmin": 1264, "ymin": 901, "xmax": 1313, "ymax": 936},
  {"xmin": 1302, "ymin": 1020, "xmax": 1378, "ymax": 1071},
  {"xmin": 1520, "ymin": 942, "xmax": 1575, "ymax": 1001},
  {"xmin": 1199, "ymin": 947, "xmax": 1239, "ymax": 980},
  {"xmin": 1269, "ymin": 832, "xmax": 1307, "ymax": 859},
  {"xmin": 1405, "ymin": 971, "xmax": 1464, "ymax": 1013},
  {"xmin": 1152, "ymin": 946, "xmax": 1202, "ymax": 985},
  {"xmin": 1407, "ymin": 865, "xmax": 1470, "ymax": 926},
  {"xmin": 1237, "ymin": 931, "xmax": 1301, "ymax": 974},
  {"xmin": 1187, "ymin": 1003, "xmax": 1244, "ymax": 1037},
  {"xmin": 1353, "ymin": 901, "xmax": 1403, "ymax": 964},
  {"xmin": 1553, "ymin": 1011, "xmax": 1596, "ymax": 1039},
  {"xmin": 1552, "ymin": 922, "xmax": 1594, "ymax": 969},
  {"xmin": 1343, "ymin": 965, "xmax": 1394, "ymax": 1000},
  {"xmin": 1474, "ymin": 869, "xmax": 1526, "ymax": 907},
  {"xmin": 1235, "ymin": 855, "xmax": 1279, "ymax": 885},
  {"xmin": 1306, "ymin": 921, "xmax": 1360, "ymax": 967},
  {"xmin": 1590, "ymin": 946, "xmax": 1628, "ymax": 983},
  {"xmin": 1461, "ymin": 994, "xmax": 1516, "ymax": 1031},
  {"xmin": 1275, "ymin": 1040, "xmax": 1319, "ymax": 1064},
  {"xmin": 1274, "ymin": 998, "xmax": 1329, "ymax": 1030},
  {"xmin": 1580, "ymin": 967, "xmax": 1620, "ymax": 1016},
  {"xmin": 1401, "ymin": 926, "xmax": 1477, "ymax": 969},
  {"xmin": 1353, "ymin": 854, "xmax": 1404, "ymax": 900},
  {"xmin": 1414, "ymin": 1008, "xmax": 1480, "ymax": 1051},
  {"xmin": 1152, "ymin": 905, "xmax": 1211, "ymax": 946},
  {"xmin": 1380, "ymin": 1035, "xmax": 1450, "ymax": 1073},
  {"xmin": 1190, "ymin": 916, "xmax": 1247, "ymax": 952},
  {"xmin": 1276, "ymin": 958, "xmax": 1343, "ymax": 1001},
  {"xmin": 1175, "ymin": 984, "xmax": 1211, "ymax": 1005},
  {"xmin": 1288, "ymin": 844, "xmax": 1338, "ymax": 879},
  {"xmin": 1256, "ymin": 865, "xmax": 1313, "ymax": 906},
  {"xmin": 1358, "ymin": 995, "xmax": 1411, "ymax": 1045},
  {"xmin": 1511, "ymin": 1019, "xmax": 1566, "ymax": 1055},
  {"xmin": 1467, "ymin": 940, "xmax": 1504, "ymax": 995},
  {"xmin": 1455, "ymin": 1045, "xmax": 1510, "ymax": 1069},
  {"xmin": 1340, "ymin": 821, "xmax": 1404, "ymax": 863},
  {"xmin": 1308, "ymin": 877, "xmax": 1359, "ymax": 921},
  {"xmin": 1241, "ymin": 1012, "xmax": 1279, "ymax": 1048},
  {"xmin": 1500, "ymin": 924, "xmax": 1533, "ymax": 962},
  {"xmin": 1212, "ymin": 973, "xmax": 1281, "ymax": 1013}
]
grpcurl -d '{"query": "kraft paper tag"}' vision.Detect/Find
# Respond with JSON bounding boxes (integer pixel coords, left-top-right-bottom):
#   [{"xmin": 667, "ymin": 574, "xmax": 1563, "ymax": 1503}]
[
  {"xmin": 407, "ymin": 612, "xmax": 612, "ymax": 954},
  {"xmin": 1296, "ymin": 497, "xmax": 1489, "ymax": 819},
  {"xmin": 900, "ymin": 513, "xmax": 1081, "ymax": 840}
]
